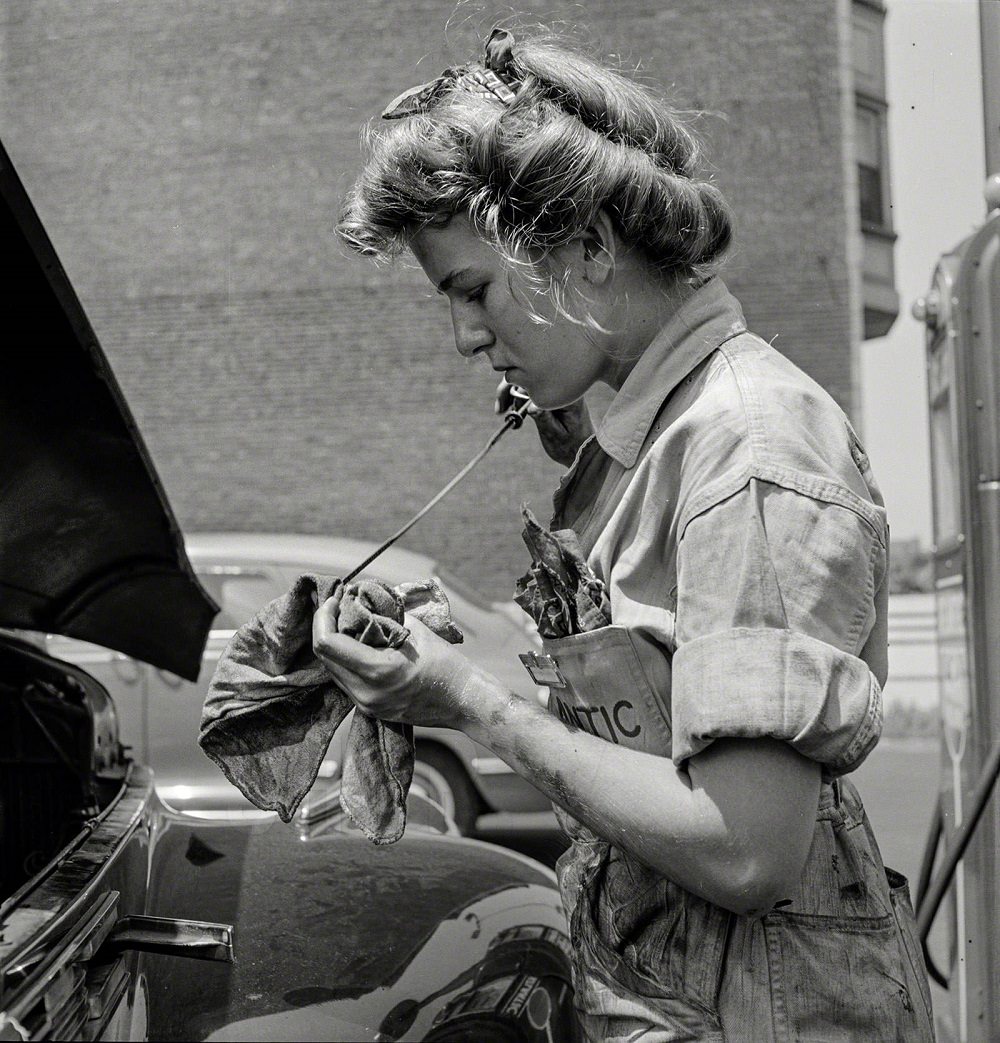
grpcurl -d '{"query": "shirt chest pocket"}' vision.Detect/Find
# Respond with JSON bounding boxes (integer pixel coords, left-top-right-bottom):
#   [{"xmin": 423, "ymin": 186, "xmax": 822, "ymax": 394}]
[{"xmin": 540, "ymin": 625, "xmax": 674, "ymax": 757}]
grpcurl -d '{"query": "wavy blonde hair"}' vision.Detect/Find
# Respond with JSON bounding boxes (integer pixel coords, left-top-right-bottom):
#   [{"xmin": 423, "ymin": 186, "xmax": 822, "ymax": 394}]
[{"xmin": 337, "ymin": 29, "xmax": 732, "ymax": 325}]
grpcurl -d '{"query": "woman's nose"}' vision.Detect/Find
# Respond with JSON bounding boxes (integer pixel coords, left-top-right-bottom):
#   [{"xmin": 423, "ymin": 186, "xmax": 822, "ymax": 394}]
[{"xmin": 452, "ymin": 307, "xmax": 492, "ymax": 359}]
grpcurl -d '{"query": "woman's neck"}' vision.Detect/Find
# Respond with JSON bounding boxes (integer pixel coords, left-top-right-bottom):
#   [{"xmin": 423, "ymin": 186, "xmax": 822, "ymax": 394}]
[{"xmin": 602, "ymin": 273, "xmax": 702, "ymax": 391}]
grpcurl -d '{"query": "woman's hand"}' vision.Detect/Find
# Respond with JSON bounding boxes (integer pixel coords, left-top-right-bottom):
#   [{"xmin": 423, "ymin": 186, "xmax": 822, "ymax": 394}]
[
  {"xmin": 495, "ymin": 378, "xmax": 594, "ymax": 467},
  {"xmin": 312, "ymin": 602, "xmax": 482, "ymax": 730}
]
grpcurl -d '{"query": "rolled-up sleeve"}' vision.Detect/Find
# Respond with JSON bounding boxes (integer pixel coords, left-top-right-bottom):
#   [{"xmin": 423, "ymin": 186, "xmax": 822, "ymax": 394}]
[{"xmin": 670, "ymin": 476, "xmax": 887, "ymax": 775}]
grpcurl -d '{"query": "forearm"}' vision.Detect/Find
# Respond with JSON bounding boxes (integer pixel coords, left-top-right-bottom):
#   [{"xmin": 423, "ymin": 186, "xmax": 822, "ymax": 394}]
[{"xmin": 458, "ymin": 668, "xmax": 815, "ymax": 915}]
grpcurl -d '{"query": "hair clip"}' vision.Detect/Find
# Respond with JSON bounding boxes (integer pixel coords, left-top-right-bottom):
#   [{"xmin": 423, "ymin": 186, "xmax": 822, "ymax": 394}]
[{"xmin": 458, "ymin": 67, "xmax": 516, "ymax": 106}]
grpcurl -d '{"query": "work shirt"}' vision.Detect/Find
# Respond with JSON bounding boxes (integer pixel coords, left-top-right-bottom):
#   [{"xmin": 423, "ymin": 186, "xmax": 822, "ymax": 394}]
[{"xmin": 539, "ymin": 277, "xmax": 934, "ymax": 1041}]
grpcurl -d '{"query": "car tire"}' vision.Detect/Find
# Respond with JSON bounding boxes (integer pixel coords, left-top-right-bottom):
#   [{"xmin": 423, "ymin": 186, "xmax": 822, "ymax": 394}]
[{"xmin": 411, "ymin": 745, "xmax": 481, "ymax": 835}]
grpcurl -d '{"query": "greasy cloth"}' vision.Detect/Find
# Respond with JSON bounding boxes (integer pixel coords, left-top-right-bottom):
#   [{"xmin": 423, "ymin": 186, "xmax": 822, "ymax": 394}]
[
  {"xmin": 199, "ymin": 575, "xmax": 463, "ymax": 844},
  {"xmin": 514, "ymin": 504, "xmax": 611, "ymax": 638}
]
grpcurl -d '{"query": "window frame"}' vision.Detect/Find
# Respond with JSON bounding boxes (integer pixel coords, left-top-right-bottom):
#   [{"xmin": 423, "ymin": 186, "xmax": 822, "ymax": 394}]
[{"xmin": 854, "ymin": 92, "xmax": 894, "ymax": 237}]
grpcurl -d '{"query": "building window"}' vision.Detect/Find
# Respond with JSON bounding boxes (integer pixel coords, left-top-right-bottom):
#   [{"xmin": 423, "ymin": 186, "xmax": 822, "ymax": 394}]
[
  {"xmin": 856, "ymin": 102, "xmax": 889, "ymax": 229},
  {"xmin": 852, "ymin": 2, "xmax": 886, "ymax": 95}
]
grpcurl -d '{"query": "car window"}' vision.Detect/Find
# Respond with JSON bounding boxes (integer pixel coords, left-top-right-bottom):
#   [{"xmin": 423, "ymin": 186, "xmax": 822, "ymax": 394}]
[{"xmin": 196, "ymin": 569, "xmax": 280, "ymax": 629}]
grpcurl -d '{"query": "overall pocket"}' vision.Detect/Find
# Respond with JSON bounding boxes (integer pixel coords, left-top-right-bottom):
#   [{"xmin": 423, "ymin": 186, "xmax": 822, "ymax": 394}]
[
  {"xmin": 886, "ymin": 867, "xmax": 934, "ymax": 1025},
  {"xmin": 762, "ymin": 782, "xmax": 935, "ymax": 1042},
  {"xmin": 563, "ymin": 842, "xmax": 730, "ymax": 1041},
  {"xmin": 593, "ymin": 846, "xmax": 732, "ymax": 1012}
]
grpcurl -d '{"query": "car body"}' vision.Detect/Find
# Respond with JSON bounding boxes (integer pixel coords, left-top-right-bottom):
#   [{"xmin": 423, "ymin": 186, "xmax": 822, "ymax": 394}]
[
  {"xmin": 47, "ymin": 532, "xmax": 554, "ymax": 834},
  {"xmin": 0, "ymin": 138, "xmax": 578, "ymax": 1041}
]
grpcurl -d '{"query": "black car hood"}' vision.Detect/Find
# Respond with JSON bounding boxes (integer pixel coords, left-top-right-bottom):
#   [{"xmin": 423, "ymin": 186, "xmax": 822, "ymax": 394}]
[{"xmin": 0, "ymin": 139, "xmax": 217, "ymax": 681}]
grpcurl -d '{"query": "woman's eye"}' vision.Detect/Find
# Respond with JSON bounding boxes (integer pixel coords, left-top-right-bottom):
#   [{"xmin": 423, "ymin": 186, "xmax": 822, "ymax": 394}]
[{"xmin": 465, "ymin": 284, "xmax": 487, "ymax": 303}]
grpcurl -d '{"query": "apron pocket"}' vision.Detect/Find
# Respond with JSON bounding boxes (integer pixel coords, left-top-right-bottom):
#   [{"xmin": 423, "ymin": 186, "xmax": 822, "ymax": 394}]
[{"xmin": 541, "ymin": 625, "xmax": 673, "ymax": 756}]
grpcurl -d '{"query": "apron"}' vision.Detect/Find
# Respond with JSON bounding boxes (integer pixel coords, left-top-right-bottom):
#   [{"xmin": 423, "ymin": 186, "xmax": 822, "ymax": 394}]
[{"xmin": 534, "ymin": 421, "xmax": 935, "ymax": 1041}]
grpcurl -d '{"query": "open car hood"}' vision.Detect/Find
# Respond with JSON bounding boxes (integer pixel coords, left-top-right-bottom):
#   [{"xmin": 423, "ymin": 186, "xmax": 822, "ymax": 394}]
[{"xmin": 0, "ymin": 139, "xmax": 217, "ymax": 681}]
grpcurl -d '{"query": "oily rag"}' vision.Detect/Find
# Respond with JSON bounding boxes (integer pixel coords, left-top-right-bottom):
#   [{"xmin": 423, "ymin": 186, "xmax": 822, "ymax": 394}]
[
  {"xmin": 199, "ymin": 575, "xmax": 463, "ymax": 844},
  {"xmin": 514, "ymin": 504, "xmax": 611, "ymax": 637}
]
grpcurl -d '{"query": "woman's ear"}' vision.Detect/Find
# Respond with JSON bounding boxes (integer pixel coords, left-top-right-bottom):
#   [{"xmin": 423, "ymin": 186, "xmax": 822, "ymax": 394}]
[{"xmin": 578, "ymin": 210, "xmax": 618, "ymax": 287}]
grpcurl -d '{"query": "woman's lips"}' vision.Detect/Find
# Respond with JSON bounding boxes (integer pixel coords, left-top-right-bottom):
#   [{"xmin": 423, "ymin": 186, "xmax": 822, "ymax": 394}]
[{"xmin": 492, "ymin": 364, "xmax": 526, "ymax": 390}]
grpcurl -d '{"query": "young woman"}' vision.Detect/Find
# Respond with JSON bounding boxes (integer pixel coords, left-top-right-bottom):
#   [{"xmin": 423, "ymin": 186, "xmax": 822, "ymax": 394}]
[{"xmin": 316, "ymin": 26, "xmax": 935, "ymax": 1042}]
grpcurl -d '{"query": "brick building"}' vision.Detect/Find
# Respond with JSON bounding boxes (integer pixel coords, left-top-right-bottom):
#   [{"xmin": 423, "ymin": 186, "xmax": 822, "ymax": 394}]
[{"xmin": 0, "ymin": 0, "xmax": 895, "ymax": 597}]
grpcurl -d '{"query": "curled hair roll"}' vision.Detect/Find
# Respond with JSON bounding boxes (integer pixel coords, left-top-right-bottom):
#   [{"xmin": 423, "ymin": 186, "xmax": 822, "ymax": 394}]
[{"xmin": 338, "ymin": 27, "xmax": 732, "ymax": 285}]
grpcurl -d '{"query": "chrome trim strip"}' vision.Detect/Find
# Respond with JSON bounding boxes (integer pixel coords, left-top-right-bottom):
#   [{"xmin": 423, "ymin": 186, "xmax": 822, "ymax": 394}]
[
  {"xmin": 0, "ymin": 772, "xmax": 130, "ymax": 921},
  {"xmin": 297, "ymin": 782, "xmax": 343, "ymax": 825},
  {"xmin": 172, "ymin": 808, "xmax": 277, "ymax": 822},
  {"xmin": 0, "ymin": 767, "xmax": 151, "ymax": 979},
  {"xmin": 106, "ymin": 915, "xmax": 233, "ymax": 964},
  {"xmin": 86, "ymin": 963, "xmax": 130, "ymax": 1035}
]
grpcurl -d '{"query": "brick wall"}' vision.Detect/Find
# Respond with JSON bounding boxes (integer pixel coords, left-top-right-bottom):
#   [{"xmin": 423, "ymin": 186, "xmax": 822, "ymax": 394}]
[{"xmin": 1, "ymin": 0, "xmax": 854, "ymax": 598}]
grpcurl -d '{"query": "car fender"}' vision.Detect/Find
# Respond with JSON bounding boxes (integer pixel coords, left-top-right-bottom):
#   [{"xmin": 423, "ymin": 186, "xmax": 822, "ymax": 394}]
[{"xmin": 142, "ymin": 802, "xmax": 576, "ymax": 1042}]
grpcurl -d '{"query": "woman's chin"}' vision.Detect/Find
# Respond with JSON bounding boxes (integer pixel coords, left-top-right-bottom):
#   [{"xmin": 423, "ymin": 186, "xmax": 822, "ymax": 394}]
[
  {"xmin": 524, "ymin": 386, "xmax": 562, "ymax": 411},
  {"xmin": 519, "ymin": 376, "xmax": 587, "ymax": 412},
  {"xmin": 532, "ymin": 393, "xmax": 579, "ymax": 412}
]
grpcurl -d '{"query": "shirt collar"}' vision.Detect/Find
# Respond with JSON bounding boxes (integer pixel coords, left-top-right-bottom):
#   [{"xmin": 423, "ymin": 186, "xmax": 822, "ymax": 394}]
[{"xmin": 595, "ymin": 277, "xmax": 747, "ymax": 468}]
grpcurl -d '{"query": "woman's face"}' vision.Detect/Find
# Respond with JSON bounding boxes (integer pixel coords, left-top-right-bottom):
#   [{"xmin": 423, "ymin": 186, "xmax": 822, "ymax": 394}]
[{"xmin": 410, "ymin": 216, "xmax": 615, "ymax": 410}]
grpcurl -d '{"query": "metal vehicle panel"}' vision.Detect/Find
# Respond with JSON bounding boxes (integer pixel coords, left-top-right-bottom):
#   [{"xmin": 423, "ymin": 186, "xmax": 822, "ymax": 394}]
[
  {"xmin": 916, "ymin": 192, "xmax": 1000, "ymax": 1042},
  {"xmin": 0, "ymin": 141, "xmax": 216, "ymax": 681}
]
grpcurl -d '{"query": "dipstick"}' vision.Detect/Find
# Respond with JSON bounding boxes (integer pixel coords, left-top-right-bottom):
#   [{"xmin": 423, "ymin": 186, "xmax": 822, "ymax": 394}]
[{"xmin": 342, "ymin": 393, "xmax": 532, "ymax": 584}]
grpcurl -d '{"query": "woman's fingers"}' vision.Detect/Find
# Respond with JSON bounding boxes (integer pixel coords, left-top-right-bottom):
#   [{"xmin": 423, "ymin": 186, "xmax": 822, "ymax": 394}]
[
  {"xmin": 311, "ymin": 586, "xmax": 341, "ymax": 645},
  {"xmin": 310, "ymin": 601, "xmax": 480, "ymax": 730},
  {"xmin": 312, "ymin": 596, "xmax": 400, "ymax": 678},
  {"xmin": 313, "ymin": 629, "xmax": 387, "ymax": 673},
  {"xmin": 311, "ymin": 592, "xmax": 339, "ymax": 656}
]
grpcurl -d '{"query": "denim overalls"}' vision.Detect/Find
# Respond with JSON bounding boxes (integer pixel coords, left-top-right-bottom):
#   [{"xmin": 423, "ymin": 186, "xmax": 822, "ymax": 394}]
[{"xmin": 534, "ymin": 281, "xmax": 935, "ymax": 1042}]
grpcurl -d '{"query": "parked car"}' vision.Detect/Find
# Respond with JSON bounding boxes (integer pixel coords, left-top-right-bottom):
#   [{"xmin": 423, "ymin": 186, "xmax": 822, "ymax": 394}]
[
  {"xmin": 47, "ymin": 533, "xmax": 554, "ymax": 834},
  {"xmin": 0, "ymin": 138, "xmax": 578, "ymax": 1041}
]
